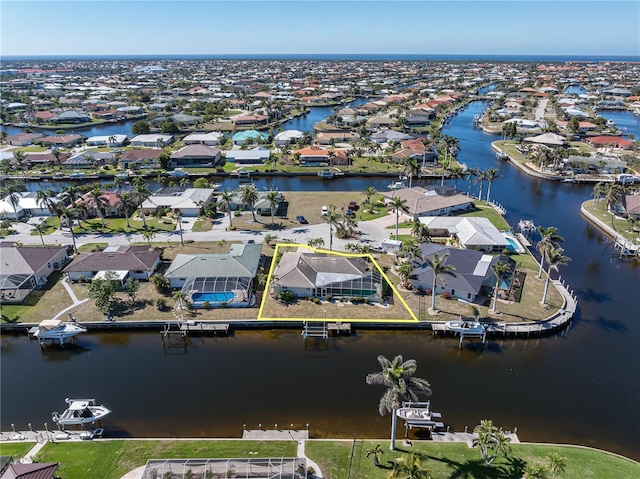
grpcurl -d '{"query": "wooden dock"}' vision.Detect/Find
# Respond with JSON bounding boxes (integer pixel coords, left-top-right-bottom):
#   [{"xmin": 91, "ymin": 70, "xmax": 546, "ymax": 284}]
[
  {"xmin": 180, "ymin": 322, "xmax": 230, "ymax": 335},
  {"xmin": 327, "ymin": 323, "xmax": 351, "ymax": 335}
]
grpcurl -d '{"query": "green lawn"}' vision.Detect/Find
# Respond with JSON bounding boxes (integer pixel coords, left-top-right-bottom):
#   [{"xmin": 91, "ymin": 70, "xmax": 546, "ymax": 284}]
[
  {"xmin": 31, "ymin": 439, "xmax": 640, "ymax": 479},
  {"xmin": 35, "ymin": 440, "xmax": 296, "ymax": 479},
  {"xmin": 307, "ymin": 440, "xmax": 640, "ymax": 479},
  {"xmin": 72, "ymin": 217, "xmax": 176, "ymax": 235},
  {"xmin": 583, "ymin": 199, "xmax": 640, "ymax": 243},
  {"xmin": 0, "ymin": 442, "xmax": 36, "ymax": 462}
]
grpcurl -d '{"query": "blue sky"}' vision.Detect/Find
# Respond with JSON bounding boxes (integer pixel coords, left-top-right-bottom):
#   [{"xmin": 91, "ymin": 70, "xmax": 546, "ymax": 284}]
[{"xmin": 1, "ymin": 1, "xmax": 638, "ymax": 57}]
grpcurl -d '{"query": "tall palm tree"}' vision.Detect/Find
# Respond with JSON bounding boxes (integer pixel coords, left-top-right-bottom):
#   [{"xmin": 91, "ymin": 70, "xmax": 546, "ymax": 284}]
[
  {"xmin": 536, "ymin": 226, "xmax": 565, "ymax": 278},
  {"xmin": 59, "ymin": 206, "xmax": 78, "ymax": 253},
  {"xmin": 424, "ymin": 252, "xmax": 457, "ymax": 311},
  {"xmin": 265, "ymin": 189, "xmax": 280, "ymax": 226},
  {"xmin": 88, "ymin": 186, "xmax": 109, "ymax": 228},
  {"xmin": 61, "ymin": 184, "xmax": 82, "ymax": 208},
  {"xmin": 404, "ymin": 158, "xmax": 421, "ymax": 188},
  {"xmin": 237, "ymin": 183, "xmax": 259, "ymax": 222},
  {"xmin": 324, "ymin": 206, "xmax": 341, "ymax": 251},
  {"xmin": 591, "ymin": 181, "xmax": 605, "ymax": 208},
  {"xmin": 467, "ymin": 167, "xmax": 480, "ymax": 196},
  {"xmin": 172, "ymin": 290, "xmax": 187, "ymax": 322},
  {"xmin": 117, "ymin": 192, "xmax": 136, "ymax": 228},
  {"xmin": 388, "ymin": 452, "xmax": 433, "ymax": 479},
  {"xmin": 490, "ymin": 261, "xmax": 512, "ymax": 313},
  {"xmin": 541, "ymin": 245, "xmax": 571, "ymax": 305},
  {"xmin": 365, "ymin": 354, "xmax": 432, "ymax": 450},
  {"xmin": 472, "ymin": 419, "xmax": 512, "ymax": 466},
  {"xmin": 388, "ymin": 196, "xmax": 409, "ymax": 240},
  {"xmin": 603, "ymin": 183, "xmax": 623, "ymax": 229},
  {"xmin": 218, "ymin": 189, "xmax": 235, "ymax": 228},
  {"xmin": 475, "ymin": 169, "xmax": 488, "ymax": 202},
  {"xmin": 421, "ymin": 137, "xmax": 431, "ymax": 171},
  {"xmin": 362, "ymin": 185, "xmax": 378, "ymax": 204},
  {"xmin": 3, "ymin": 181, "xmax": 24, "ymax": 219},
  {"xmin": 133, "ymin": 178, "xmax": 151, "ymax": 228},
  {"xmin": 483, "ymin": 167, "xmax": 502, "ymax": 204},
  {"xmin": 32, "ymin": 221, "xmax": 48, "ymax": 246},
  {"xmin": 36, "ymin": 188, "xmax": 57, "ymax": 228},
  {"xmin": 545, "ymin": 452, "xmax": 567, "ymax": 479}
]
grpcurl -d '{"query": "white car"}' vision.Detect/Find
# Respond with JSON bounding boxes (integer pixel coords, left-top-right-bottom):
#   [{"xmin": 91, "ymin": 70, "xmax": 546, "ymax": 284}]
[{"xmin": 321, "ymin": 206, "xmax": 328, "ymax": 216}]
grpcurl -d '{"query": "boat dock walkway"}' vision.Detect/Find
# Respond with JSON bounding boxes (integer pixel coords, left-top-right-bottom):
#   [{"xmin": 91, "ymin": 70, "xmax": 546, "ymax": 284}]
[
  {"xmin": 242, "ymin": 429, "xmax": 309, "ymax": 440},
  {"xmin": 180, "ymin": 322, "xmax": 230, "ymax": 334},
  {"xmin": 431, "ymin": 277, "xmax": 577, "ymax": 338}
]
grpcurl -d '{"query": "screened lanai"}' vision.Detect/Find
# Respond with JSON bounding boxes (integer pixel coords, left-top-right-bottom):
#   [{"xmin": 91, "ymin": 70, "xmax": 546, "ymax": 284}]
[
  {"xmin": 181, "ymin": 275, "xmax": 253, "ymax": 307},
  {"xmin": 141, "ymin": 457, "xmax": 304, "ymax": 479}
]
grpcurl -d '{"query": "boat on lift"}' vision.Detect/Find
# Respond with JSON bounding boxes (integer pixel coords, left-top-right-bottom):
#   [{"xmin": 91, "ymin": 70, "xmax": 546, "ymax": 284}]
[
  {"xmin": 30, "ymin": 319, "xmax": 86, "ymax": 346},
  {"xmin": 396, "ymin": 401, "xmax": 443, "ymax": 428},
  {"xmin": 52, "ymin": 398, "xmax": 111, "ymax": 427},
  {"xmin": 445, "ymin": 319, "xmax": 486, "ymax": 335},
  {"xmin": 517, "ymin": 219, "xmax": 536, "ymax": 233}
]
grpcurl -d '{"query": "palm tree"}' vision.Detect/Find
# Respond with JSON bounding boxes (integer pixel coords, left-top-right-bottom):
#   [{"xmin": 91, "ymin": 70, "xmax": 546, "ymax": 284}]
[
  {"xmin": 365, "ymin": 354, "xmax": 432, "ymax": 450},
  {"xmin": 324, "ymin": 206, "xmax": 341, "ymax": 251},
  {"xmin": 217, "ymin": 189, "xmax": 235, "ymax": 228},
  {"xmin": 541, "ymin": 245, "xmax": 571, "ymax": 305},
  {"xmin": 362, "ymin": 185, "xmax": 377, "ymax": 204},
  {"xmin": 88, "ymin": 186, "xmax": 109, "ymax": 228},
  {"xmin": 388, "ymin": 452, "xmax": 433, "ymax": 479},
  {"xmin": 172, "ymin": 290, "xmax": 187, "ymax": 322},
  {"xmin": 59, "ymin": 206, "xmax": 78, "ymax": 253},
  {"xmin": 522, "ymin": 463, "xmax": 548, "ymax": 479},
  {"xmin": 591, "ymin": 181, "xmax": 605, "ymax": 208},
  {"xmin": 603, "ymin": 183, "xmax": 623, "ymax": 229},
  {"xmin": 490, "ymin": 261, "xmax": 512, "ymax": 313},
  {"xmin": 536, "ymin": 226, "xmax": 565, "ymax": 278},
  {"xmin": 61, "ymin": 184, "xmax": 82, "ymax": 208},
  {"xmin": 141, "ymin": 228, "xmax": 156, "ymax": 247},
  {"xmin": 265, "ymin": 189, "xmax": 280, "ymax": 226},
  {"xmin": 472, "ymin": 419, "xmax": 512, "ymax": 466},
  {"xmin": 424, "ymin": 252, "xmax": 457, "ymax": 311},
  {"xmin": 238, "ymin": 183, "xmax": 259, "ymax": 222},
  {"xmin": 133, "ymin": 178, "xmax": 151, "ymax": 227},
  {"xmin": 117, "ymin": 192, "xmax": 136, "ymax": 228},
  {"xmin": 545, "ymin": 452, "xmax": 567, "ymax": 479},
  {"xmin": 475, "ymin": 169, "xmax": 488, "ymax": 201},
  {"xmin": 409, "ymin": 156, "xmax": 423, "ymax": 187},
  {"xmin": 421, "ymin": 137, "xmax": 431, "ymax": 171},
  {"xmin": 365, "ymin": 444, "xmax": 384, "ymax": 467},
  {"xmin": 3, "ymin": 181, "xmax": 24, "ymax": 219},
  {"xmin": 32, "ymin": 221, "xmax": 48, "ymax": 246},
  {"xmin": 467, "ymin": 167, "xmax": 480, "ymax": 196},
  {"xmin": 36, "ymin": 188, "xmax": 57, "ymax": 228},
  {"xmin": 388, "ymin": 196, "xmax": 409, "ymax": 240},
  {"xmin": 483, "ymin": 167, "xmax": 502, "ymax": 204}
]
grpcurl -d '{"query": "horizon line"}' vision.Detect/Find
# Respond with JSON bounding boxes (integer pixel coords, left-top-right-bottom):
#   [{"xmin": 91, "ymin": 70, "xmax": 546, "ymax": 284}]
[{"xmin": 3, "ymin": 53, "xmax": 638, "ymax": 58}]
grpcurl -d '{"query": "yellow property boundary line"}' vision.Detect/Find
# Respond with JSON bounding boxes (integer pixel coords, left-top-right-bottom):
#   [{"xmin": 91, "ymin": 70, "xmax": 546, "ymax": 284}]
[{"xmin": 257, "ymin": 243, "xmax": 418, "ymax": 323}]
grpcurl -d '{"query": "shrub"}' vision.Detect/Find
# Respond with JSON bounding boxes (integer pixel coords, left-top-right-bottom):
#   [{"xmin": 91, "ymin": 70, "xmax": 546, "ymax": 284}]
[
  {"xmin": 277, "ymin": 290, "xmax": 294, "ymax": 302},
  {"xmin": 234, "ymin": 211, "xmax": 242, "ymax": 217},
  {"xmin": 441, "ymin": 291, "xmax": 451, "ymax": 300},
  {"xmin": 228, "ymin": 225, "xmax": 236, "ymax": 231},
  {"xmin": 155, "ymin": 298, "xmax": 166, "ymax": 311},
  {"xmin": 202, "ymin": 301, "xmax": 210, "ymax": 310},
  {"xmin": 325, "ymin": 294, "xmax": 332, "ymax": 301},
  {"xmin": 313, "ymin": 297, "xmax": 321, "ymax": 304}
]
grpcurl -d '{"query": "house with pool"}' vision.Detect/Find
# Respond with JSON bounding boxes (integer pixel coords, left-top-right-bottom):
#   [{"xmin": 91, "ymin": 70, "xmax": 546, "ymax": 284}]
[
  {"xmin": 271, "ymin": 251, "xmax": 382, "ymax": 300},
  {"xmin": 164, "ymin": 242, "xmax": 263, "ymax": 308}
]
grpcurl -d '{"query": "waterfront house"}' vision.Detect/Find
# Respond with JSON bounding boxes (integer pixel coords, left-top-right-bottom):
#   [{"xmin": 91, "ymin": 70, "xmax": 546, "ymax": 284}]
[
  {"xmin": 271, "ymin": 251, "xmax": 382, "ymax": 300},
  {"xmin": 172, "ymin": 113, "xmax": 202, "ymax": 125},
  {"xmin": 38, "ymin": 134, "xmax": 83, "ymax": 148},
  {"xmin": 141, "ymin": 187, "xmax": 216, "ymax": 217},
  {"xmin": 233, "ymin": 114, "xmax": 269, "ymax": 127},
  {"xmin": 76, "ymin": 190, "xmax": 120, "ymax": 218},
  {"xmin": 119, "ymin": 149, "xmax": 162, "ymax": 169},
  {"xmin": 225, "ymin": 147, "xmax": 271, "ymax": 165},
  {"xmin": 170, "ymin": 144, "xmax": 222, "ymax": 167},
  {"xmin": 316, "ymin": 131, "xmax": 359, "ymax": 145},
  {"xmin": 411, "ymin": 243, "xmax": 509, "ymax": 302},
  {"xmin": 6, "ymin": 133, "xmax": 44, "ymax": 146},
  {"xmin": 418, "ymin": 217, "xmax": 510, "ymax": 252},
  {"xmin": 86, "ymin": 134, "xmax": 128, "ymax": 147},
  {"xmin": 381, "ymin": 186, "xmax": 473, "ymax": 220},
  {"xmin": 296, "ymin": 146, "xmax": 329, "ymax": 166},
  {"xmin": 24, "ymin": 151, "xmax": 71, "ymax": 166},
  {"xmin": 63, "ymin": 245, "xmax": 161, "ymax": 283},
  {"xmin": 565, "ymin": 155, "xmax": 627, "ymax": 174},
  {"xmin": 623, "ymin": 194, "xmax": 640, "ymax": 220},
  {"xmin": 585, "ymin": 136, "xmax": 634, "ymax": 151},
  {"xmin": 0, "ymin": 461, "xmax": 59, "ymax": 479},
  {"xmin": 232, "ymin": 130, "xmax": 268, "ymax": 146},
  {"xmin": 50, "ymin": 110, "xmax": 90, "ymax": 124},
  {"xmin": 164, "ymin": 242, "xmax": 262, "ymax": 307},
  {"xmin": 523, "ymin": 132, "xmax": 567, "ymax": 147},
  {"xmin": 63, "ymin": 151, "xmax": 114, "ymax": 169},
  {"xmin": 182, "ymin": 131, "xmax": 225, "ymax": 146},
  {"xmin": 130, "ymin": 134, "xmax": 174, "ymax": 148},
  {"xmin": 0, "ymin": 243, "xmax": 69, "ymax": 302},
  {"xmin": 274, "ymin": 129, "xmax": 304, "ymax": 146}
]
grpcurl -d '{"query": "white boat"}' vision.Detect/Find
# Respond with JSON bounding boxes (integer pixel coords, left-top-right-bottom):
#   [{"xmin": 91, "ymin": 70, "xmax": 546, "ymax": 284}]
[
  {"xmin": 518, "ymin": 219, "xmax": 536, "ymax": 233},
  {"xmin": 445, "ymin": 320, "xmax": 486, "ymax": 335},
  {"xmin": 496, "ymin": 151, "xmax": 509, "ymax": 160},
  {"xmin": 31, "ymin": 319, "xmax": 86, "ymax": 345},
  {"xmin": 170, "ymin": 168, "xmax": 188, "ymax": 177},
  {"xmin": 397, "ymin": 407, "xmax": 433, "ymax": 424},
  {"xmin": 606, "ymin": 119, "xmax": 615, "ymax": 128},
  {"xmin": 68, "ymin": 171, "xmax": 85, "ymax": 179},
  {"xmin": 317, "ymin": 169, "xmax": 335, "ymax": 179},
  {"xmin": 388, "ymin": 181, "xmax": 406, "ymax": 190},
  {"xmin": 52, "ymin": 398, "xmax": 111, "ymax": 427}
]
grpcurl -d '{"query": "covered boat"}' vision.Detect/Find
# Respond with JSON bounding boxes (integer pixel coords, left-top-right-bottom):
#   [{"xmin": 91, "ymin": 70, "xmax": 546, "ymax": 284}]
[
  {"xmin": 52, "ymin": 398, "xmax": 111, "ymax": 427},
  {"xmin": 32, "ymin": 319, "xmax": 86, "ymax": 345}
]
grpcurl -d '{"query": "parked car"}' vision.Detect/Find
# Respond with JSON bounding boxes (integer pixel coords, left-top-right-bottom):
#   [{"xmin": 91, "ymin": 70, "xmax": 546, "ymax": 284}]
[
  {"xmin": 296, "ymin": 215, "xmax": 308, "ymax": 224},
  {"xmin": 348, "ymin": 201, "xmax": 358, "ymax": 210},
  {"xmin": 321, "ymin": 206, "xmax": 328, "ymax": 216}
]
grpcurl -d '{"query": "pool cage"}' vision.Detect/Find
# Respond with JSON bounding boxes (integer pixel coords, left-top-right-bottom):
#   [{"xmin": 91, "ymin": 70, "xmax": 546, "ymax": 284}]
[
  {"xmin": 141, "ymin": 457, "xmax": 305, "ymax": 479},
  {"xmin": 181, "ymin": 276, "xmax": 253, "ymax": 307},
  {"xmin": 317, "ymin": 270, "xmax": 382, "ymax": 300}
]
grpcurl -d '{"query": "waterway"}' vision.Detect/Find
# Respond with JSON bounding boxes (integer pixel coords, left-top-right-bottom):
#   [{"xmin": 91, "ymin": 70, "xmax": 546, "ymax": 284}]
[
  {"xmin": 2, "ymin": 101, "xmax": 640, "ymax": 460},
  {"xmin": 597, "ymin": 109, "xmax": 640, "ymax": 139}
]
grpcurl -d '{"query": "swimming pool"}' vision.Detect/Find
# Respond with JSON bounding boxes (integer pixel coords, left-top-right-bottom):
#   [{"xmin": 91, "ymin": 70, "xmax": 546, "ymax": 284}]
[
  {"xmin": 506, "ymin": 237, "xmax": 520, "ymax": 252},
  {"xmin": 191, "ymin": 292, "xmax": 235, "ymax": 303}
]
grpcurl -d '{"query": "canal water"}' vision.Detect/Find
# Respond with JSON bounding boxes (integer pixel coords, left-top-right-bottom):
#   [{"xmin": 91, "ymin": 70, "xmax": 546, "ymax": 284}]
[{"xmin": 2, "ymin": 101, "xmax": 640, "ymax": 460}]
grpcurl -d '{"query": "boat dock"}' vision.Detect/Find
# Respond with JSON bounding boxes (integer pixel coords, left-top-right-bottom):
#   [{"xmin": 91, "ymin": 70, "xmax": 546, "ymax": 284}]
[
  {"xmin": 242, "ymin": 429, "xmax": 309, "ymax": 440},
  {"xmin": 327, "ymin": 323, "xmax": 351, "ymax": 335},
  {"xmin": 180, "ymin": 322, "xmax": 230, "ymax": 335}
]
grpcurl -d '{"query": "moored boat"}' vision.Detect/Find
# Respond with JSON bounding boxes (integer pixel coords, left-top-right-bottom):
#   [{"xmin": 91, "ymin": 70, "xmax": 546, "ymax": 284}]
[
  {"xmin": 445, "ymin": 320, "xmax": 486, "ymax": 335},
  {"xmin": 317, "ymin": 169, "xmax": 335, "ymax": 179},
  {"xmin": 52, "ymin": 398, "xmax": 111, "ymax": 427},
  {"xmin": 517, "ymin": 219, "xmax": 536, "ymax": 233},
  {"xmin": 31, "ymin": 319, "xmax": 86, "ymax": 345}
]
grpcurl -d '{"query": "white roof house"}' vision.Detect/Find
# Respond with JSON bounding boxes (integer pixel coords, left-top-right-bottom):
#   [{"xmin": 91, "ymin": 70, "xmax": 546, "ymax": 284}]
[
  {"xmin": 141, "ymin": 187, "xmax": 215, "ymax": 217},
  {"xmin": 274, "ymin": 130, "xmax": 304, "ymax": 146},
  {"xmin": 182, "ymin": 131, "xmax": 225, "ymax": 146},
  {"xmin": 419, "ymin": 216, "xmax": 510, "ymax": 252},
  {"xmin": 130, "ymin": 134, "xmax": 174, "ymax": 147},
  {"xmin": 86, "ymin": 134, "xmax": 128, "ymax": 146},
  {"xmin": 0, "ymin": 191, "xmax": 62, "ymax": 219}
]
